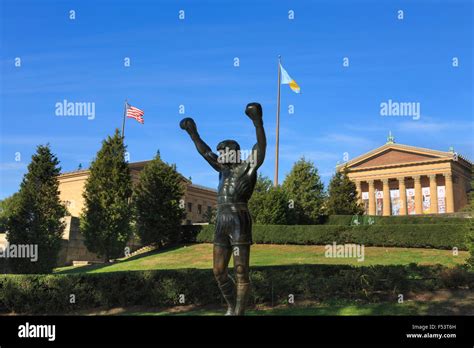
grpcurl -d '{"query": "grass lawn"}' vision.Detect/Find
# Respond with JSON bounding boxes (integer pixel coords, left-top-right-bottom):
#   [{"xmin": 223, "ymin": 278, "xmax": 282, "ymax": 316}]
[{"xmin": 55, "ymin": 243, "xmax": 467, "ymax": 274}]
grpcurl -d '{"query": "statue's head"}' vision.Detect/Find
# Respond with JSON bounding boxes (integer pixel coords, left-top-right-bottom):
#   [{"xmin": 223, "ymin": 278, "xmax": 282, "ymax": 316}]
[{"xmin": 217, "ymin": 139, "xmax": 241, "ymax": 165}]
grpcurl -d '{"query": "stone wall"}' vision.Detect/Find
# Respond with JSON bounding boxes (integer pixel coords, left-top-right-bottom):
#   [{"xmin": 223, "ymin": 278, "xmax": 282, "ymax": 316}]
[
  {"xmin": 1, "ymin": 219, "xmax": 143, "ymax": 267},
  {"xmin": 58, "ymin": 216, "xmax": 103, "ymax": 265},
  {"xmin": 58, "ymin": 216, "xmax": 143, "ymax": 266}
]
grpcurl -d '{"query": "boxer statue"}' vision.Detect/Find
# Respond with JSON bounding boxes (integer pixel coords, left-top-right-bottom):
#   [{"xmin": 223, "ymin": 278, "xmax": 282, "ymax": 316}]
[{"xmin": 180, "ymin": 102, "xmax": 266, "ymax": 315}]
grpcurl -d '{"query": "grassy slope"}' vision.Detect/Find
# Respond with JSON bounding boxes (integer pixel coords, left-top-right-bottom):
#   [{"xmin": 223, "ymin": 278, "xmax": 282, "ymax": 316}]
[{"xmin": 55, "ymin": 243, "xmax": 468, "ymax": 274}]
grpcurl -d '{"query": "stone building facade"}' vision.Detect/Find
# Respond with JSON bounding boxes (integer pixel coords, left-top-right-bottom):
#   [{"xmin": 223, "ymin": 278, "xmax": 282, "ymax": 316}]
[
  {"xmin": 58, "ymin": 160, "xmax": 217, "ymax": 222},
  {"xmin": 336, "ymin": 136, "xmax": 472, "ymax": 216}
]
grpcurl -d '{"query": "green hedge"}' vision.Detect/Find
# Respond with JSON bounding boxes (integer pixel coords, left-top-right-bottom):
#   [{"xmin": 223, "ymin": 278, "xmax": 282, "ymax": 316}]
[
  {"xmin": 0, "ymin": 264, "xmax": 471, "ymax": 314},
  {"xmin": 195, "ymin": 224, "xmax": 468, "ymax": 250},
  {"xmin": 324, "ymin": 215, "xmax": 467, "ymax": 225}
]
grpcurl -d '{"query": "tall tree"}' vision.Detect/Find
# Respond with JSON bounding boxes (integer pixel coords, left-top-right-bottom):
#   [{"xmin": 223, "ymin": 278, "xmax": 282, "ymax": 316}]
[
  {"xmin": 282, "ymin": 157, "xmax": 325, "ymax": 224},
  {"xmin": 326, "ymin": 166, "xmax": 364, "ymax": 215},
  {"xmin": 248, "ymin": 174, "xmax": 272, "ymax": 223},
  {"xmin": 203, "ymin": 207, "xmax": 216, "ymax": 224},
  {"xmin": 249, "ymin": 174, "xmax": 291, "ymax": 224},
  {"xmin": 255, "ymin": 186, "xmax": 291, "ymax": 225},
  {"xmin": 0, "ymin": 193, "xmax": 20, "ymax": 232},
  {"xmin": 133, "ymin": 152, "xmax": 185, "ymax": 246},
  {"xmin": 80, "ymin": 129, "xmax": 133, "ymax": 262},
  {"xmin": 7, "ymin": 145, "xmax": 67, "ymax": 273}
]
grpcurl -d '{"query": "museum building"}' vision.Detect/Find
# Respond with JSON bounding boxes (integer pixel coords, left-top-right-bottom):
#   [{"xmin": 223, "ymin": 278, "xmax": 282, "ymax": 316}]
[
  {"xmin": 336, "ymin": 135, "xmax": 472, "ymax": 216},
  {"xmin": 57, "ymin": 160, "xmax": 217, "ymax": 223}
]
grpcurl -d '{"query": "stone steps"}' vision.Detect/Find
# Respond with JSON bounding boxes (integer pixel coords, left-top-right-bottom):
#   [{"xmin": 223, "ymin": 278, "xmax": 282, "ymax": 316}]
[{"xmin": 124, "ymin": 244, "xmax": 158, "ymax": 259}]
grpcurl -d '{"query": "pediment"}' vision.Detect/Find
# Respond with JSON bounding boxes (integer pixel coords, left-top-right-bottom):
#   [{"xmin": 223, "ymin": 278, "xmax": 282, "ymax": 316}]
[{"xmin": 345, "ymin": 144, "xmax": 452, "ymax": 170}]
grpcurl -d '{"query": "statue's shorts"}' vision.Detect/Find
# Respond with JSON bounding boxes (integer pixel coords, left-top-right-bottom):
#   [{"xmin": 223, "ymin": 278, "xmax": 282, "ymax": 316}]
[{"xmin": 214, "ymin": 203, "xmax": 252, "ymax": 248}]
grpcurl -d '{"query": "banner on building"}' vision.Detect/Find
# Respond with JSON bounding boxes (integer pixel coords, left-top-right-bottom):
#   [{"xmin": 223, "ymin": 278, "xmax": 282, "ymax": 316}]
[
  {"xmin": 362, "ymin": 192, "xmax": 369, "ymax": 214},
  {"xmin": 390, "ymin": 189, "xmax": 400, "ymax": 216},
  {"xmin": 375, "ymin": 190, "xmax": 383, "ymax": 216},
  {"xmin": 406, "ymin": 188, "xmax": 416, "ymax": 215},
  {"xmin": 422, "ymin": 187, "xmax": 431, "ymax": 214},
  {"xmin": 437, "ymin": 186, "xmax": 446, "ymax": 213}
]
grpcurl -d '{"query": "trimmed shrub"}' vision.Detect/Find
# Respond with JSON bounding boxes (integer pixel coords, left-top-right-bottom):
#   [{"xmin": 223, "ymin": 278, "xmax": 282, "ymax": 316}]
[
  {"xmin": 323, "ymin": 215, "xmax": 467, "ymax": 226},
  {"xmin": 195, "ymin": 224, "xmax": 468, "ymax": 250},
  {"xmin": 324, "ymin": 215, "xmax": 353, "ymax": 225},
  {"xmin": 0, "ymin": 264, "xmax": 471, "ymax": 314}
]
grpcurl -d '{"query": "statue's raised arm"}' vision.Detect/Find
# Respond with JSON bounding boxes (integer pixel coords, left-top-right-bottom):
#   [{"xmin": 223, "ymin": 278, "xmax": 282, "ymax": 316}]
[
  {"xmin": 180, "ymin": 117, "xmax": 222, "ymax": 172},
  {"xmin": 245, "ymin": 102, "xmax": 266, "ymax": 170}
]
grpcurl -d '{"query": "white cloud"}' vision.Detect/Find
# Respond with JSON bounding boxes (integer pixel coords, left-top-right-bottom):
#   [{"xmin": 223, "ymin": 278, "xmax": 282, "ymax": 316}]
[
  {"xmin": 0, "ymin": 162, "xmax": 27, "ymax": 171},
  {"xmin": 396, "ymin": 120, "xmax": 474, "ymax": 133}
]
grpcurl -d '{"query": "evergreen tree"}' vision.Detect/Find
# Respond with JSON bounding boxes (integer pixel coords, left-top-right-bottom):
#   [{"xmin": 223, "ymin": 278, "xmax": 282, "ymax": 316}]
[
  {"xmin": 469, "ymin": 167, "xmax": 474, "ymax": 212},
  {"xmin": 0, "ymin": 193, "xmax": 20, "ymax": 232},
  {"xmin": 80, "ymin": 129, "xmax": 133, "ymax": 261},
  {"xmin": 203, "ymin": 207, "xmax": 216, "ymax": 224},
  {"xmin": 133, "ymin": 152, "xmax": 185, "ymax": 246},
  {"xmin": 326, "ymin": 166, "xmax": 364, "ymax": 215},
  {"xmin": 248, "ymin": 174, "xmax": 272, "ymax": 222},
  {"xmin": 282, "ymin": 157, "xmax": 325, "ymax": 224},
  {"xmin": 256, "ymin": 186, "xmax": 291, "ymax": 224},
  {"xmin": 7, "ymin": 145, "xmax": 67, "ymax": 273}
]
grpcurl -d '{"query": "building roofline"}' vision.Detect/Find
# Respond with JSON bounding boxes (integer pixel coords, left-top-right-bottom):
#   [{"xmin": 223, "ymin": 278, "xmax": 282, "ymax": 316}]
[
  {"xmin": 188, "ymin": 183, "xmax": 218, "ymax": 193},
  {"xmin": 336, "ymin": 142, "xmax": 472, "ymax": 170},
  {"xmin": 59, "ymin": 160, "xmax": 198, "ymax": 186}
]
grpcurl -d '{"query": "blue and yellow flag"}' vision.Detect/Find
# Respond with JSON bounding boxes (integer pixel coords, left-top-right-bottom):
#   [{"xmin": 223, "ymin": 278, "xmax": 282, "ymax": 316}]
[{"xmin": 280, "ymin": 63, "xmax": 300, "ymax": 93}]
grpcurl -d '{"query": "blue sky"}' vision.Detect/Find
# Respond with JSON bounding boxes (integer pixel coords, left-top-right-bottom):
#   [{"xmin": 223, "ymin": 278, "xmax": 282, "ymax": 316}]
[{"xmin": 1, "ymin": 0, "xmax": 473, "ymax": 199}]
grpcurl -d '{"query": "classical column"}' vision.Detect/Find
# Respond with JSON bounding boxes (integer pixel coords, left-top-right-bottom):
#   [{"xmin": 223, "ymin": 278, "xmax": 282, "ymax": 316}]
[
  {"xmin": 429, "ymin": 174, "xmax": 438, "ymax": 214},
  {"xmin": 382, "ymin": 178, "xmax": 390, "ymax": 216},
  {"xmin": 414, "ymin": 175, "xmax": 423, "ymax": 215},
  {"xmin": 398, "ymin": 177, "xmax": 407, "ymax": 216},
  {"xmin": 444, "ymin": 173, "xmax": 454, "ymax": 213},
  {"xmin": 368, "ymin": 179, "xmax": 375, "ymax": 216},
  {"xmin": 355, "ymin": 181, "xmax": 362, "ymax": 204}
]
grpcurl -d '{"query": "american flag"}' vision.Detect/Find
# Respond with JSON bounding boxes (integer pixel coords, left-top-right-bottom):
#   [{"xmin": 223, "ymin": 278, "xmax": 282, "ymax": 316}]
[{"xmin": 126, "ymin": 103, "xmax": 144, "ymax": 124}]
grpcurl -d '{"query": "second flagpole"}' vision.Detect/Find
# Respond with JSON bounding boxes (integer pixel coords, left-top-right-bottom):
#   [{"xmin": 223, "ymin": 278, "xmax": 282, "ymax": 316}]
[{"xmin": 274, "ymin": 56, "xmax": 281, "ymax": 187}]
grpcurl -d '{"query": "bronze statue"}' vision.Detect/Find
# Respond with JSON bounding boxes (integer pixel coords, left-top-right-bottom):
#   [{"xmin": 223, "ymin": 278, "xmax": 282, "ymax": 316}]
[{"xmin": 180, "ymin": 102, "xmax": 266, "ymax": 315}]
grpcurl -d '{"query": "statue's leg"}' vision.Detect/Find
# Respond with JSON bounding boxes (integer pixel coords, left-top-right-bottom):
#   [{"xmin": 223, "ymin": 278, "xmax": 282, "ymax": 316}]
[
  {"xmin": 213, "ymin": 245, "xmax": 234, "ymax": 315},
  {"xmin": 233, "ymin": 244, "xmax": 250, "ymax": 316}
]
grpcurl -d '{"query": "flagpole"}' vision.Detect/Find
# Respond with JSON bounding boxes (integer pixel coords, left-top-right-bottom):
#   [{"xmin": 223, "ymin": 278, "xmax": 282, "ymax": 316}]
[
  {"xmin": 121, "ymin": 99, "xmax": 127, "ymax": 138},
  {"xmin": 274, "ymin": 55, "xmax": 281, "ymax": 187}
]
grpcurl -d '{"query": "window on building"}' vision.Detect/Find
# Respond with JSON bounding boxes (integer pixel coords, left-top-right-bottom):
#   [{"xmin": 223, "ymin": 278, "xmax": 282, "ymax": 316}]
[
  {"xmin": 207, "ymin": 206, "xmax": 212, "ymax": 214},
  {"xmin": 187, "ymin": 202, "xmax": 192, "ymax": 213},
  {"xmin": 197, "ymin": 204, "xmax": 202, "ymax": 215}
]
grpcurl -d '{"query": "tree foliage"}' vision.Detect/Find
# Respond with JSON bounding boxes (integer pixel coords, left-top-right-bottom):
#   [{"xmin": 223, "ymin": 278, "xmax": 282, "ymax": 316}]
[
  {"xmin": 133, "ymin": 152, "xmax": 185, "ymax": 246},
  {"xmin": 282, "ymin": 157, "xmax": 325, "ymax": 224},
  {"xmin": 202, "ymin": 207, "xmax": 216, "ymax": 224},
  {"xmin": 6, "ymin": 145, "xmax": 67, "ymax": 273},
  {"xmin": 249, "ymin": 174, "xmax": 292, "ymax": 224},
  {"xmin": 0, "ymin": 193, "xmax": 20, "ymax": 232},
  {"xmin": 326, "ymin": 166, "xmax": 364, "ymax": 215},
  {"xmin": 80, "ymin": 129, "xmax": 133, "ymax": 261}
]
